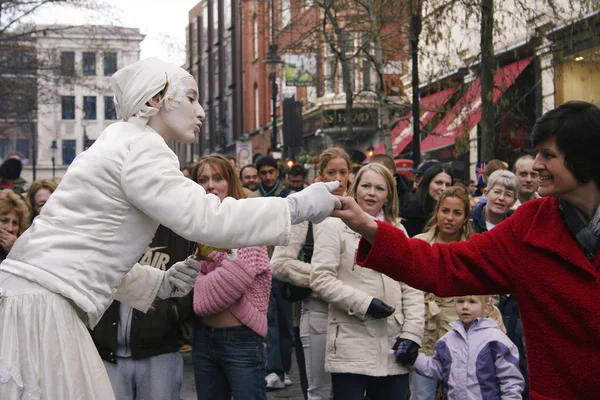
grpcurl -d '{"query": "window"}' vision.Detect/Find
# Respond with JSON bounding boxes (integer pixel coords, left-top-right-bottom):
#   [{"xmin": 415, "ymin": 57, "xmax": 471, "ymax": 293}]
[
  {"xmin": 212, "ymin": 0, "xmax": 219, "ymax": 44},
  {"xmin": 362, "ymin": 60, "xmax": 376, "ymax": 91},
  {"xmin": 103, "ymin": 52, "xmax": 117, "ymax": 76},
  {"xmin": 254, "ymin": 84, "xmax": 259, "ymax": 129},
  {"xmin": 104, "ymin": 96, "xmax": 116, "ymax": 120},
  {"xmin": 325, "ymin": 60, "xmax": 336, "ymax": 94},
  {"xmin": 340, "ymin": 60, "xmax": 355, "ymax": 93},
  {"xmin": 16, "ymin": 139, "xmax": 29, "ymax": 160},
  {"xmin": 213, "ymin": 50, "xmax": 220, "ymax": 98},
  {"xmin": 15, "ymin": 51, "xmax": 30, "ymax": 73},
  {"xmin": 61, "ymin": 96, "xmax": 75, "ymax": 120},
  {"xmin": 282, "ymin": 0, "xmax": 291, "ymax": 27},
  {"xmin": 83, "ymin": 96, "xmax": 97, "ymax": 120},
  {"xmin": 0, "ymin": 51, "xmax": 8, "ymax": 69},
  {"xmin": 60, "ymin": 52, "xmax": 75, "ymax": 75},
  {"xmin": 253, "ymin": 15, "xmax": 259, "ymax": 60},
  {"xmin": 62, "ymin": 140, "xmax": 76, "ymax": 165},
  {"xmin": 0, "ymin": 138, "xmax": 8, "ymax": 160},
  {"xmin": 339, "ymin": 32, "xmax": 355, "ymax": 55},
  {"xmin": 82, "ymin": 52, "xmax": 96, "ymax": 76},
  {"xmin": 202, "ymin": 5, "xmax": 209, "ymax": 52}
]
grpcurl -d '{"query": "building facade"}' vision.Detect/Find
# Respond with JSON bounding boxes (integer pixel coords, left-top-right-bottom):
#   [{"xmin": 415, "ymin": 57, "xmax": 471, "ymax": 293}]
[
  {"xmin": 25, "ymin": 25, "xmax": 144, "ymax": 182},
  {"xmin": 185, "ymin": 0, "xmax": 244, "ymax": 164}
]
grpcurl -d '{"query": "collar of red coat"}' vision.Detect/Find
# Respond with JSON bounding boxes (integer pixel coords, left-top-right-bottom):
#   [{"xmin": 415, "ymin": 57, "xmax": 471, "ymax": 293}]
[{"xmin": 523, "ymin": 196, "xmax": 600, "ymax": 277}]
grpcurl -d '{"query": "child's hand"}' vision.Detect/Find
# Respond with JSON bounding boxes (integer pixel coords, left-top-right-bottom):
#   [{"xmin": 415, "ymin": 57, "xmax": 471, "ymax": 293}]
[{"xmin": 392, "ymin": 337, "xmax": 420, "ymax": 366}]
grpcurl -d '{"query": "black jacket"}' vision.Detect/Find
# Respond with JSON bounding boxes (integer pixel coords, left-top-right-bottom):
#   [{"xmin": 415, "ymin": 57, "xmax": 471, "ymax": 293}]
[
  {"xmin": 499, "ymin": 295, "xmax": 529, "ymax": 399},
  {"xmin": 90, "ymin": 225, "xmax": 196, "ymax": 363},
  {"xmin": 400, "ymin": 197, "xmax": 434, "ymax": 238}
]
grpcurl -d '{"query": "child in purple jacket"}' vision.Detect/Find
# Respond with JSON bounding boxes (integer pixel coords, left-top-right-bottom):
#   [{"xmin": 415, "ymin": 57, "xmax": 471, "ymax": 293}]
[{"xmin": 403, "ymin": 295, "xmax": 524, "ymax": 399}]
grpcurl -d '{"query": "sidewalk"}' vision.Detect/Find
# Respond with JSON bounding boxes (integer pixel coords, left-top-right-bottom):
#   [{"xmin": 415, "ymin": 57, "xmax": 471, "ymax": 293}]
[{"xmin": 181, "ymin": 349, "xmax": 305, "ymax": 400}]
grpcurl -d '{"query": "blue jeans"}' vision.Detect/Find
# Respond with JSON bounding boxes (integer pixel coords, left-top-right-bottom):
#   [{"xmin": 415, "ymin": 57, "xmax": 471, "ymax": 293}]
[
  {"xmin": 409, "ymin": 371, "xmax": 438, "ymax": 400},
  {"xmin": 265, "ymin": 278, "xmax": 294, "ymax": 380},
  {"xmin": 192, "ymin": 322, "xmax": 267, "ymax": 400},
  {"xmin": 331, "ymin": 373, "xmax": 409, "ymax": 400}
]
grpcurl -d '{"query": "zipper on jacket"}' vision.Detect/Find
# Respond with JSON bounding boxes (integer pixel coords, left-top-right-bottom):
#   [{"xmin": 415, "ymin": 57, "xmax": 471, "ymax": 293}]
[{"xmin": 333, "ymin": 325, "xmax": 339, "ymax": 354}]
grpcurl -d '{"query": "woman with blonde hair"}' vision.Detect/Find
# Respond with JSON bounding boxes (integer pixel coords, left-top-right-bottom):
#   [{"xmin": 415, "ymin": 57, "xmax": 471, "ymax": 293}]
[
  {"xmin": 191, "ymin": 153, "xmax": 273, "ymax": 399},
  {"xmin": 271, "ymin": 147, "xmax": 352, "ymax": 399},
  {"xmin": 25, "ymin": 178, "xmax": 58, "ymax": 224},
  {"xmin": 0, "ymin": 190, "xmax": 30, "ymax": 262},
  {"xmin": 310, "ymin": 163, "xmax": 424, "ymax": 400},
  {"xmin": 409, "ymin": 186, "xmax": 472, "ymax": 399}
]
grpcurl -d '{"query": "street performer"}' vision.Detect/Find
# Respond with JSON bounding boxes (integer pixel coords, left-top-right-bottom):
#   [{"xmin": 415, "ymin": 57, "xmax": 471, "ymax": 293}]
[
  {"xmin": 0, "ymin": 57, "xmax": 340, "ymax": 399},
  {"xmin": 332, "ymin": 101, "xmax": 600, "ymax": 400}
]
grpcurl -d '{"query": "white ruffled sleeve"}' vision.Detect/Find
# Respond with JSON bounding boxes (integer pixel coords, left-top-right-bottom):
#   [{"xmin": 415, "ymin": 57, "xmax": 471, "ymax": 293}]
[{"xmin": 120, "ymin": 132, "xmax": 291, "ymax": 248}]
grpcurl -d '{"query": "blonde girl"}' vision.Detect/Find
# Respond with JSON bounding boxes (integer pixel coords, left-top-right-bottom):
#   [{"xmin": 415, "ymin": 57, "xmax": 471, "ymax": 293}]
[
  {"xmin": 407, "ymin": 295, "xmax": 523, "ymax": 400},
  {"xmin": 270, "ymin": 147, "xmax": 352, "ymax": 399},
  {"xmin": 310, "ymin": 163, "xmax": 424, "ymax": 400}
]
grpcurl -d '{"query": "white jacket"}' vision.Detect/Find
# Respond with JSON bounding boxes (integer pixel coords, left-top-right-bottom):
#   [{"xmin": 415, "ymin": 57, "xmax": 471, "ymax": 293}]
[
  {"xmin": 0, "ymin": 117, "xmax": 291, "ymax": 327},
  {"xmin": 309, "ymin": 217, "xmax": 424, "ymax": 377},
  {"xmin": 270, "ymin": 221, "xmax": 311, "ymax": 287}
]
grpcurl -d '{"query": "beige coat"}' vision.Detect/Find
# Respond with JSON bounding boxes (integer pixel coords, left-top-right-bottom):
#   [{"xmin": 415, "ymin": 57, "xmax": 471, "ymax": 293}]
[
  {"xmin": 413, "ymin": 231, "xmax": 457, "ymax": 356},
  {"xmin": 310, "ymin": 217, "xmax": 424, "ymax": 377}
]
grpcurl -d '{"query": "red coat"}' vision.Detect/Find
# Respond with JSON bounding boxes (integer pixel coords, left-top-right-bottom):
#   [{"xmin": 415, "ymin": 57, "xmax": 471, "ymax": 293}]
[{"xmin": 356, "ymin": 196, "xmax": 600, "ymax": 400}]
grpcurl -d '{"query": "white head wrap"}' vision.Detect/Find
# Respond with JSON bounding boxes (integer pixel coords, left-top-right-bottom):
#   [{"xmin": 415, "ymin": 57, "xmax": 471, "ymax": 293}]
[{"xmin": 110, "ymin": 57, "xmax": 192, "ymax": 122}]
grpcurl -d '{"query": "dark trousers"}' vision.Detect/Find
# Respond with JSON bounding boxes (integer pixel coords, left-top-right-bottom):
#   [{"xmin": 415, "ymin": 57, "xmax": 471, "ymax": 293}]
[
  {"xmin": 294, "ymin": 326, "xmax": 308, "ymax": 399},
  {"xmin": 331, "ymin": 373, "xmax": 409, "ymax": 400},
  {"xmin": 265, "ymin": 279, "xmax": 294, "ymax": 380}
]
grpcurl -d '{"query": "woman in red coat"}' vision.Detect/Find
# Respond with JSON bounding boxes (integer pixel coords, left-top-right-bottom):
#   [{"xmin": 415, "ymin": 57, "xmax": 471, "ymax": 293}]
[{"xmin": 332, "ymin": 101, "xmax": 600, "ymax": 400}]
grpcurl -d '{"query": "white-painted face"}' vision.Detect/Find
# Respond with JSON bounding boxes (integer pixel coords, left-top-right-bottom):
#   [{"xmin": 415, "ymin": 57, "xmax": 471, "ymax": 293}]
[{"xmin": 157, "ymin": 76, "xmax": 205, "ymax": 144}]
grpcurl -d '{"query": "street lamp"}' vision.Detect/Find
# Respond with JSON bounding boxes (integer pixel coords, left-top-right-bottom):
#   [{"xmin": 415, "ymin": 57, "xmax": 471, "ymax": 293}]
[
  {"xmin": 50, "ymin": 140, "xmax": 57, "ymax": 178},
  {"xmin": 81, "ymin": 118, "xmax": 90, "ymax": 151},
  {"xmin": 264, "ymin": 44, "xmax": 282, "ymax": 155},
  {"xmin": 263, "ymin": 0, "xmax": 282, "ymax": 155}
]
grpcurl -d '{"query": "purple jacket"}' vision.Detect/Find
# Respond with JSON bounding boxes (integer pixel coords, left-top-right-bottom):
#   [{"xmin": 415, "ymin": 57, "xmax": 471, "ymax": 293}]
[{"xmin": 413, "ymin": 317, "xmax": 524, "ymax": 400}]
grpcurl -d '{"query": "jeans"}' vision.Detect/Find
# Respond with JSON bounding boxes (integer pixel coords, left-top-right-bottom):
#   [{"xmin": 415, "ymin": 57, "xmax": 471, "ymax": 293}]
[
  {"xmin": 103, "ymin": 352, "xmax": 183, "ymax": 400},
  {"xmin": 331, "ymin": 373, "xmax": 409, "ymax": 400},
  {"xmin": 409, "ymin": 371, "xmax": 438, "ymax": 400},
  {"xmin": 300, "ymin": 307, "xmax": 331, "ymax": 400},
  {"xmin": 265, "ymin": 278, "xmax": 294, "ymax": 380},
  {"xmin": 192, "ymin": 322, "xmax": 267, "ymax": 400}
]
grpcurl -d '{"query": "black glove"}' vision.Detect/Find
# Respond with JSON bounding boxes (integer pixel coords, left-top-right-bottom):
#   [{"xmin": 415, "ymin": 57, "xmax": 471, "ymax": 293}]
[
  {"xmin": 392, "ymin": 337, "xmax": 420, "ymax": 366},
  {"xmin": 366, "ymin": 298, "xmax": 395, "ymax": 319}
]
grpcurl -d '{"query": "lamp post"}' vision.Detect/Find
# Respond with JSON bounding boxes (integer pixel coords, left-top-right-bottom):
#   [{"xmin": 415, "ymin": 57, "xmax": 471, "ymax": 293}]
[
  {"xmin": 50, "ymin": 140, "xmax": 57, "ymax": 178},
  {"xmin": 263, "ymin": 0, "xmax": 282, "ymax": 155},
  {"xmin": 81, "ymin": 118, "xmax": 90, "ymax": 151}
]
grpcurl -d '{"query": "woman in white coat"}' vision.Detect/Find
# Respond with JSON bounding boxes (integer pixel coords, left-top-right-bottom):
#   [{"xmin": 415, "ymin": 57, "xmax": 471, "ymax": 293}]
[
  {"xmin": 310, "ymin": 164, "xmax": 424, "ymax": 400},
  {"xmin": 271, "ymin": 147, "xmax": 352, "ymax": 399},
  {"xmin": 0, "ymin": 57, "xmax": 339, "ymax": 400}
]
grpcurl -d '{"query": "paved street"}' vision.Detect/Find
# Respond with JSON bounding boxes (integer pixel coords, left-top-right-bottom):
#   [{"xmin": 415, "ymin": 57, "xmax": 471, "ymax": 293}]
[{"xmin": 181, "ymin": 350, "xmax": 304, "ymax": 400}]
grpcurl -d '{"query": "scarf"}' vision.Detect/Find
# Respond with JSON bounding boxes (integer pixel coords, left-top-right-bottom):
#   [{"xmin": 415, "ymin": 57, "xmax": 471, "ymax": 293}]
[
  {"xmin": 259, "ymin": 180, "xmax": 281, "ymax": 197},
  {"xmin": 559, "ymin": 199, "xmax": 600, "ymax": 262}
]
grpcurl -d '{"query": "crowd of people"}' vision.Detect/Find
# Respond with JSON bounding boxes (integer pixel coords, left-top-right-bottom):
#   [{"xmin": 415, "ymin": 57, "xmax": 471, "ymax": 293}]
[{"xmin": 0, "ymin": 55, "xmax": 597, "ymax": 400}]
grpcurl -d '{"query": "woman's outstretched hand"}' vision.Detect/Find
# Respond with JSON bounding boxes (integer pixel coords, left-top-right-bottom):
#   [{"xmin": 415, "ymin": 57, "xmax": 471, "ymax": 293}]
[{"xmin": 331, "ymin": 196, "xmax": 378, "ymax": 243}]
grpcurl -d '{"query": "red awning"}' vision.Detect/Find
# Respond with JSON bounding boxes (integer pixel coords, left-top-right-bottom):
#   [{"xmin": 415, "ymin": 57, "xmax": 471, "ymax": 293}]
[
  {"xmin": 371, "ymin": 86, "xmax": 458, "ymax": 157},
  {"xmin": 420, "ymin": 56, "xmax": 533, "ymax": 153}
]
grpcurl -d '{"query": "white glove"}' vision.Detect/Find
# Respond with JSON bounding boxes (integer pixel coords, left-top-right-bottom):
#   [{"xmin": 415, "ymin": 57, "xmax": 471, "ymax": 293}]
[
  {"xmin": 286, "ymin": 181, "xmax": 342, "ymax": 225},
  {"xmin": 157, "ymin": 256, "xmax": 201, "ymax": 299}
]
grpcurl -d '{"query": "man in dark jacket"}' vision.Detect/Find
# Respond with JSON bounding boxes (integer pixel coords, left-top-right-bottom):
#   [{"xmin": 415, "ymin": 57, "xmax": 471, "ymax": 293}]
[{"xmin": 90, "ymin": 225, "xmax": 196, "ymax": 400}]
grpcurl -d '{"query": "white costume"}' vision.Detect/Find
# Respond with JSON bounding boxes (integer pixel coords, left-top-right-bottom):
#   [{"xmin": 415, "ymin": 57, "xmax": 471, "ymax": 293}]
[{"xmin": 0, "ymin": 58, "xmax": 337, "ymax": 400}]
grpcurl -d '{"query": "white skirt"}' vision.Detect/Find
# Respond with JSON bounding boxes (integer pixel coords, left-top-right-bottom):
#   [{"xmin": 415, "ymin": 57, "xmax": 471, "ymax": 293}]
[{"xmin": 0, "ymin": 272, "xmax": 115, "ymax": 400}]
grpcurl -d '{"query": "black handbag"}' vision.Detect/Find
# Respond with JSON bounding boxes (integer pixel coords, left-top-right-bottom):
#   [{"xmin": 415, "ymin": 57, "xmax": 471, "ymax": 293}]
[{"xmin": 280, "ymin": 222, "xmax": 314, "ymax": 302}]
